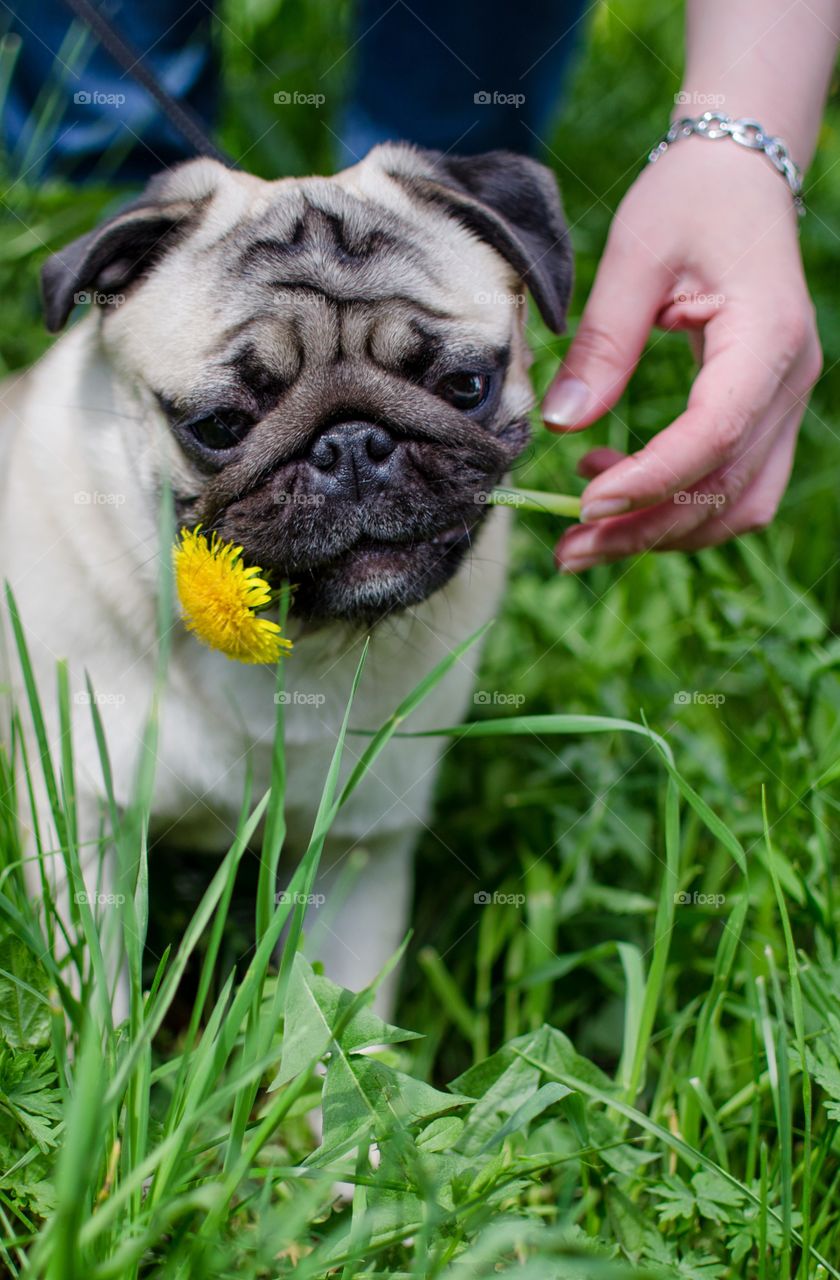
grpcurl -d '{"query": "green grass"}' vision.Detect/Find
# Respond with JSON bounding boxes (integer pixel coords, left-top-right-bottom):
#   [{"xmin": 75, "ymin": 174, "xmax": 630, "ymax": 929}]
[{"xmin": 3, "ymin": 0, "xmax": 840, "ymax": 1274}]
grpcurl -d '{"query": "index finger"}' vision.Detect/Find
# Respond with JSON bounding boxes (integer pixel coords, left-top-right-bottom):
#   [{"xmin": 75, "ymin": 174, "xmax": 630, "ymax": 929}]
[
  {"xmin": 576, "ymin": 309, "xmax": 798, "ymax": 521},
  {"xmin": 542, "ymin": 217, "xmax": 673, "ymax": 431}
]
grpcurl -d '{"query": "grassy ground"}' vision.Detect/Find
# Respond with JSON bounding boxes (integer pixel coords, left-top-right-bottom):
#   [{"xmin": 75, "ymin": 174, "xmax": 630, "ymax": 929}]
[{"xmin": 2, "ymin": 0, "xmax": 840, "ymax": 1275}]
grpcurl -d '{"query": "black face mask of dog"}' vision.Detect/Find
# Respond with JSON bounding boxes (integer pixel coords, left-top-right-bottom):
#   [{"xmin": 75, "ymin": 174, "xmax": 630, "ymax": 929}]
[{"xmin": 41, "ymin": 145, "xmax": 572, "ymax": 623}]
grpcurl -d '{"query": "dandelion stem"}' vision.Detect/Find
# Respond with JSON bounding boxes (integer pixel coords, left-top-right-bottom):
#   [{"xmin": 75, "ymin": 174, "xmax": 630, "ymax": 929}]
[{"xmin": 488, "ymin": 485, "xmax": 582, "ymax": 519}]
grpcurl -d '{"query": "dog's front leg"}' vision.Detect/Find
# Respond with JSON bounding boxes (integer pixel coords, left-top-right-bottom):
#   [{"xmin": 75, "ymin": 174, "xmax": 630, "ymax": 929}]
[{"xmin": 299, "ymin": 827, "xmax": 418, "ymax": 1020}]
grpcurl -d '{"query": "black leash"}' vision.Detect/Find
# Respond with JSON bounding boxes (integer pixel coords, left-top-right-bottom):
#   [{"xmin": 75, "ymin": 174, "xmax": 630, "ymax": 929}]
[{"xmin": 60, "ymin": 0, "xmax": 235, "ymax": 167}]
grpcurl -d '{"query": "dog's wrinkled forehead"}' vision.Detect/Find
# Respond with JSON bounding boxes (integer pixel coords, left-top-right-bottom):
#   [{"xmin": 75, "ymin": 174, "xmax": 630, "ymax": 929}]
[
  {"xmin": 113, "ymin": 179, "xmax": 526, "ymax": 411},
  {"xmin": 237, "ymin": 180, "xmax": 444, "ymax": 306},
  {"xmin": 189, "ymin": 178, "xmax": 510, "ymax": 399},
  {"xmin": 40, "ymin": 146, "xmax": 572, "ymax": 397}
]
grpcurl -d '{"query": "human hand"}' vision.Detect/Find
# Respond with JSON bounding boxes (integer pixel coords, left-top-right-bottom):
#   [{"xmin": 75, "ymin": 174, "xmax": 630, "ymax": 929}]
[{"xmin": 543, "ymin": 138, "xmax": 822, "ymax": 572}]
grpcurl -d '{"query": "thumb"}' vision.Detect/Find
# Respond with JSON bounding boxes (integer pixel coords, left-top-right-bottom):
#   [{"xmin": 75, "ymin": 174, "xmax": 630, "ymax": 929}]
[{"xmin": 543, "ymin": 226, "xmax": 672, "ymax": 431}]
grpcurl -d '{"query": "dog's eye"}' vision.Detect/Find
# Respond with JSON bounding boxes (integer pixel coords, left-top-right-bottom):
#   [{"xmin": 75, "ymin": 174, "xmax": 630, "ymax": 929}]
[
  {"xmin": 188, "ymin": 410, "xmax": 254, "ymax": 450},
  {"xmin": 435, "ymin": 372, "xmax": 489, "ymax": 411}
]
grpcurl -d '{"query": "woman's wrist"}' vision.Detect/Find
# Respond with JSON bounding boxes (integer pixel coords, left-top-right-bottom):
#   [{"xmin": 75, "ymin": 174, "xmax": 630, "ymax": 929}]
[
  {"xmin": 672, "ymin": 86, "xmax": 817, "ymax": 171},
  {"xmin": 655, "ymin": 109, "xmax": 805, "ymax": 210},
  {"xmin": 645, "ymin": 124, "xmax": 805, "ymax": 220}
]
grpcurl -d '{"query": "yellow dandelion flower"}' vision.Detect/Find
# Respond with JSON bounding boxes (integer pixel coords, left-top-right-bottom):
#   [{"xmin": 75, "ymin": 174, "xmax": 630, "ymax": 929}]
[{"xmin": 173, "ymin": 526, "xmax": 292, "ymax": 665}]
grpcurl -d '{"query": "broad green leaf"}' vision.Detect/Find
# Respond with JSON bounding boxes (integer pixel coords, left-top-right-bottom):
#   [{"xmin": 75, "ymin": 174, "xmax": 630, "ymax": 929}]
[
  {"xmin": 416, "ymin": 1114, "xmax": 464, "ymax": 1152},
  {"xmin": 452, "ymin": 1026, "xmax": 547, "ymax": 1098},
  {"xmin": 538, "ymin": 1025, "xmax": 615, "ymax": 1092},
  {"xmin": 320, "ymin": 1053, "xmax": 472, "ymax": 1153},
  {"xmin": 478, "ymin": 1081, "xmax": 573, "ymax": 1154},
  {"xmin": 455, "ymin": 1026, "xmax": 610, "ymax": 1156},
  {"xmin": 455, "ymin": 1046, "xmax": 542, "ymax": 1155},
  {"xmin": 273, "ymin": 953, "xmax": 419, "ymax": 1088}
]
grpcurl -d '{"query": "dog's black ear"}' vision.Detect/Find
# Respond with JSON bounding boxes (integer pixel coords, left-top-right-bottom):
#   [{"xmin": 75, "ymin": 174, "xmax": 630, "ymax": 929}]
[
  {"xmin": 386, "ymin": 147, "xmax": 573, "ymax": 333},
  {"xmin": 40, "ymin": 159, "xmax": 228, "ymax": 333}
]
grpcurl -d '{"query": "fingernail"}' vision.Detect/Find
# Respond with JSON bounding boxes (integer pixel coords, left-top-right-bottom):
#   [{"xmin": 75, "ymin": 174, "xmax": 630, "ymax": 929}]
[
  {"xmin": 580, "ymin": 497, "xmax": 631, "ymax": 521},
  {"xmin": 555, "ymin": 531, "xmax": 597, "ymax": 569},
  {"xmin": 543, "ymin": 377, "xmax": 592, "ymax": 427}
]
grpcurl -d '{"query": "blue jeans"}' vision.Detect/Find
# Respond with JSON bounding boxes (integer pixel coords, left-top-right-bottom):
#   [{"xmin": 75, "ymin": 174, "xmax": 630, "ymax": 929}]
[
  {"xmin": 1, "ymin": 0, "xmax": 588, "ymax": 178},
  {"xmin": 341, "ymin": 0, "xmax": 589, "ymax": 160}
]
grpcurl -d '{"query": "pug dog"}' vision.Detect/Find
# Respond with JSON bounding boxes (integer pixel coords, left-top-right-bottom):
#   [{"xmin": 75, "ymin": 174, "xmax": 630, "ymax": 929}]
[{"xmin": 0, "ymin": 144, "xmax": 571, "ymax": 1014}]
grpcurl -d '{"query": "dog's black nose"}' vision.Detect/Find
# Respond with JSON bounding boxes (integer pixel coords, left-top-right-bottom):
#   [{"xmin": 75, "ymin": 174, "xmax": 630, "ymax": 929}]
[{"xmin": 307, "ymin": 422, "xmax": 397, "ymax": 497}]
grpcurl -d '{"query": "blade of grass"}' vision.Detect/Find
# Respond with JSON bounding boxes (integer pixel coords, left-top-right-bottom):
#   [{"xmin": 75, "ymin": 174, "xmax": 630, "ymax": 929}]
[
  {"xmin": 766, "ymin": 945, "xmax": 793, "ymax": 1280},
  {"xmin": 418, "ymin": 946, "xmax": 479, "ymax": 1045},
  {"xmin": 764, "ymin": 789, "xmax": 813, "ymax": 1280}
]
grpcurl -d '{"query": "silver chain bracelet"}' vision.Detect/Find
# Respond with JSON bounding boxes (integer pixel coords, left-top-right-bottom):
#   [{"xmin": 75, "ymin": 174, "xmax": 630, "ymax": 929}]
[{"xmin": 648, "ymin": 112, "xmax": 804, "ymax": 215}]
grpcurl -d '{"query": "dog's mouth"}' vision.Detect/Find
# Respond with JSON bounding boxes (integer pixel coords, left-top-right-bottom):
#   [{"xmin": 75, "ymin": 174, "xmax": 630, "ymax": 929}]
[
  {"xmin": 340, "ymin": 522, "xmax": 472, "ymax": 561},
  {"xmin": 260, "ymin": 518, "xmax": 480, "ymax": 624}
]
